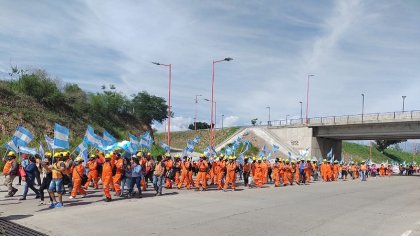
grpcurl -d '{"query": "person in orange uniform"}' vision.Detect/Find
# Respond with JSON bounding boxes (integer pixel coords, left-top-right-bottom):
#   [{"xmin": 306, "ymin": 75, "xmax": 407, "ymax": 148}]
[
  {"xmin": 195, "ymin": 154, "xmax": 209, "ymax": 191},
  {"xmin": 173, "ymin": 154, "xmax": 182, "ymax": 187},
  {"xmin": 254, "ymin": 158, "xmax": 264, "ymax": 188},
  {"xmin": 379, "ymin": 164, "xmax": 385, "ymax": 177},
  {"xmin": 333, "ymin": 160, "xmax": 339, "ymax": 181},
  {"xmin": 70, "ymin": 156, "xmax": 87, "ymax": 199},
  {"xmin": 102, "ymin": 154, "xmax": 113, "ymax": 202},
  {"xmin": 293, "ymin": 160, "xmax": 300, "ymax": 185},
  {"xmin": 387, "ymin": 164, "xmax": 392, "ymax": 177},
  {"xmin": 261, "ymin": 157, "xmax": 268, "ymax": 184},
  {"xmin": 217, "ymin": 156, "xmax": 227, "ymax": 190},
  {"xmin": 224, "ymin": 156, "xmax": 238, "ymax": 191},
  {"xmin": 305, "ymin": 159, "xmax": 312, "ymax": 183},
  {"xmin": 360, "ymin": 160, "xmax": 367, "ymax": 181},
  {"xmin": 164, "ymin": 154, "xmax": 173, "ymax": 188},
  {"xmin": 212, "ymin": 157, "xmax": 221, "ymax": 186},
  {"xmin": 3, "ymin": 151, "xmax": 19, "ymax": 197},
  {"xmin": 242, "ymin": 156, "xmax": 252, "ymax": 187},
  {"xmin": 272, "ymin": 158, "xmax": 281, "ymax": 187},
  {"xmin": 178, "ymin": 156, "xmax": 191, "ymax": 189},
  {"xmin": 283, "ymin": 160, "xmax": 292, "ymax": 186},
  {"xmin": 320, "ymin": 159, "xmax": 329, "ymax": 181},
  {"xmin": 113, "ymin": 153, "xmax": 124, "ymax": 196},
  {"xmin": 84, "ymin": 154, "xmax": 99, "ymax": 189}
]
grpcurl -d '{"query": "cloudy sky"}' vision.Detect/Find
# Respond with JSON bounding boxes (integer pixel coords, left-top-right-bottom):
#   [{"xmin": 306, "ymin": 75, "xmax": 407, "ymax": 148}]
[{"xmin": 1, "ymin": 0, "xmax": 419, "ymax": 131}]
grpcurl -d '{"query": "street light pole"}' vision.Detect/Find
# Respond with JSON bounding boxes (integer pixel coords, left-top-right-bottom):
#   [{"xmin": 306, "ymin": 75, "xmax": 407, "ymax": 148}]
[
  {"xmin": 266, "ymin": 106, "xmax": 271, "ymax": 126},
  {"xmin": 299, "ymin": 101, "xmax": 303, "ymax": 124},
  {"xmin": 204, "ymin": 98, "xmax": 217, "ymax": 129},
  {"xmin": 361, "ymin": 93, "xmax": 365, "ymax": 123},
  {"xmin": 194, "ymin": 95, "xmax": 202, "ymax": 131},
  {"xmin": 210, "ymin": 57, "xmax": 232, "ymax": 157},
  {"xmin": 152, "ymin": 62, "xmax": 172, "ymax": 150},
  {"xmin": 306, "ymin": 74, "xmax": 315, "ymax": 124},
  {"xmin": 286, "ymin": 115, "xmax": 290, "ymax": 126},
  {"xmin": 222, "ymin": 114, "xmax": 224, "ymax": 130},
  {"xmin": 402, "ymin": 96, "xmax": 406, "ymax": 112}
]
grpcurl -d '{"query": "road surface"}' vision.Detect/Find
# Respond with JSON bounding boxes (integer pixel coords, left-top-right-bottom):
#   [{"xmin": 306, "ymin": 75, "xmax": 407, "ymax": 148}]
[{"xmin": 1, "ymin": 175, "xmax": 420, "ymax": 236}]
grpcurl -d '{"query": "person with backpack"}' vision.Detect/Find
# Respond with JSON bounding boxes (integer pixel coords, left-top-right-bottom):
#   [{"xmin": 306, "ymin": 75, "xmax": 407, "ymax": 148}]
[
  {"xmin": 19, "ymin": 155, "xmax": 40, "ymax": 200},
  {"xmin": 153, "ymin": 155, "xmax": 166, "ymax": 196},
  {"xmin": 3, "ymin": 151, "xmax": 19, "ymax": 197},
  {"xmin": 69, "ymin": 156, "xmax": 87, "ymax": 199}
]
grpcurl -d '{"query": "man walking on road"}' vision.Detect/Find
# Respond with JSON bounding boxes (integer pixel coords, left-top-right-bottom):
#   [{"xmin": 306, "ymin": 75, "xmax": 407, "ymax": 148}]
[{"xmin": 3, "ymin": 151, "xmax": 19, "ymax": 197}]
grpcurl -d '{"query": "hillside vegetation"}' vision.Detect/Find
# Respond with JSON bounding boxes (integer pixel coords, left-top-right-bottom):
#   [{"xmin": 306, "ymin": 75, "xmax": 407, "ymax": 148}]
[{"xmin": 0, "ymin": 67, "xmax": 168, "ymax": 150}]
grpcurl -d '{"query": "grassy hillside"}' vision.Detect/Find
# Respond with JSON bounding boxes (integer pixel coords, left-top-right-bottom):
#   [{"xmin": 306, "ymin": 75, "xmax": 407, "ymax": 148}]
[
  {"xmin": 155, "ymin": 127, "xmax": 240, "ymax": 152},
  {"xmin": 342, "ymin": 142, "xmax": 420, "ymax": 164}
]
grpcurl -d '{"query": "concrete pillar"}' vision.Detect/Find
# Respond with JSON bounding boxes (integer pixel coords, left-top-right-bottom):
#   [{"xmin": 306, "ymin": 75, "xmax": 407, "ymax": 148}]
[{"xmin": 311, "ymin": 137, "xmax": 342, "ymax": 160}]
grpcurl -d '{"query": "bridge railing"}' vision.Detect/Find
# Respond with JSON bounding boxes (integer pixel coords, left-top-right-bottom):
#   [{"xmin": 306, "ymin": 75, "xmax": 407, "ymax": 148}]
[{"xmin": 268, "ymin": 110, "xmax": 420, "ymax": 128}]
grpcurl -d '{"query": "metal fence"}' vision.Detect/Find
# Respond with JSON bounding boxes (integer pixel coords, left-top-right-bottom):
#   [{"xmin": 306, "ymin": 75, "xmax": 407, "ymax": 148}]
[{"xmin": 267, "ymin": 110, "xmax": 420, "ymax": 128}]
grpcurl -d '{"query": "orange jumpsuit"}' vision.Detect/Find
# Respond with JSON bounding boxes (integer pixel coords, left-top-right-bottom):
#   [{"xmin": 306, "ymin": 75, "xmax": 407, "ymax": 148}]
[
  {"xmin": 305, "ymin": 161, "xmax": 312, "ymax": 183},
  {"xmin": 85, "ymin": 159, "xmax": 98, "ymax": 189},
  {"xmin": 224, "ymin": 161, "xmax": 237, "ymax": 190},
  {"xmin": 210, "ymin": 161, "xmax": 217, "ymax": 185},
  {"xmin": 165, "ymin": 159, "xmax": 174, "ymax": 188},
  {"xmin": 113, "ymin": 158, "xmax": 124, "ymax": 195},
  {"xmin": 71, "ymin": 164, "xmax": 86, "ymax": 198},
  {"xmin": 333, "ymin": 164, "xmax": 339, "ymax": 181},
  {"xmin": 173, "ymin": 160, "xmax": 182, "ymax": 187},
  {"xmin": 102, "ymin": 161, "xmax": 113, "ymax": 199},
  {"xmin": 178, "ymin": 160, "xmax": 191, "ymax": 189},
  {"xmin": 283, "ymin": 163, "xmax": 292, "ymax": 186},
  {"xmin": 140, "ymin": 157, "xmax": 147, "ymax": 191},
  {"xmin": 379, "ymin": 165, "xmax": 385, "ymax": 177},
  {"xmin": 195, "ymin": 160, "xmax": 208, "ymax": 190},
  {"xmin": 261, "ymin": 161, "xmax": 268, "ymax": 184},
  {"xmin": 294, "ymin": 164, "xmax": 300, "ymax": 184},
  {"xmin": 254, "ymin": 162, "xmax": 264, "ymax": 187},
  {"xmin": 272, "ymin": 162, "xmax": 281, "ymax": 187},
  {"xmin": 320, "ymin": 163, "xmax": 329, "ymax": 181},
  {"xmin": 188, "ymin": 161, "xmax": 195, "ymax": 188},
  {"xmin": 387, "ymin": 166, "xmax": 391, "ymax": 177},
  {"xmin": 217, "ymin": 161, "xmax": 226, "ymax": 190}
]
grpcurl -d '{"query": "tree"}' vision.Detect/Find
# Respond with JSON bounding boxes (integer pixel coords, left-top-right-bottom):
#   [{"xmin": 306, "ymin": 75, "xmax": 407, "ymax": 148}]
[
  {"xmin": 375, "ymin": 140, "xmax": 406, "ymax": 152},
  {"xmin": 131, "ymin": 91, "xmax": 169, "ymax": 134},
  {"xmin": 188, "ymin": 122, "xmax": 211, "ymax": 130},
  {"xmin": 251, "ymin": 118, "xmax": 258, "ymax": 126}
]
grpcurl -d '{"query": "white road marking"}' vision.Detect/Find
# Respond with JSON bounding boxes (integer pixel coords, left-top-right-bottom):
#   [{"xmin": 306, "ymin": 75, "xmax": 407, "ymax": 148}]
[{"xmin": 401, "ymin": 230, "xmax": 412, "ymax": 236}]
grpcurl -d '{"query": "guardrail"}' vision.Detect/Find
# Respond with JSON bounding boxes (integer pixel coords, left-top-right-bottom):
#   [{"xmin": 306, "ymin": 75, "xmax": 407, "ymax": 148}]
[{"xmin": 268, "ymin": 110, "xmax": 420, "ymax": 128}]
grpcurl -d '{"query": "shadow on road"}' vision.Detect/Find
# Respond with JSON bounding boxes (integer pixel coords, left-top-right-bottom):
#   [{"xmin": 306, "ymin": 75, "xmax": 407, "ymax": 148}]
[{"xmin": 3, "ymin": 214, "xmax": 33, "ymax": 220}]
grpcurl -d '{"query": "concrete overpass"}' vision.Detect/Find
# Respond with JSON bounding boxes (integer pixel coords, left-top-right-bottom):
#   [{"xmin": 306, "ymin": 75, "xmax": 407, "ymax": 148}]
[{"xmin": 266, "ymin": 110, "xmax": 420, "ymax": 160}]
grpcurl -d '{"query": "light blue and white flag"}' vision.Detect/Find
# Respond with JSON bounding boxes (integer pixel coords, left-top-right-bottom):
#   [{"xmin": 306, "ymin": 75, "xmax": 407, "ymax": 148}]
[
  {"xmin": 19, "ymin": 146, "xmax": 37, "ymax": 155},
  {"xmin": 259, "ymin": 145, "xmax": 266, "ymax": 157},
  {"xmin": 160, "ymin": 142, "xmax": 170, "ymax": 153},
  {"xmin": 193, "ymin": 135, "xmax": 200, "ymax": 145},
  {"xmin": 272, "ymin": 144, "xmax": 280, "ymax": 153},
  {"xmin": 140, "ymin": 131, "xmax": 153, "ymax": 150},
  {"xmin": 288, "ymin": 151, "xmax": 292, "ymax": 162},
  {"xmin": 326, "ymin": 148, "xmax": 333, "ymax": 159},
  {"xmin": 129, "ymin": 133, "xmax": 139, "ymax": 145},
  {"xmin": 103, "ymin": 130, "xmax": 117, "ymax": 146},
  {"xmin": 76, "ymin": 141, "xmax": 89, "ymax": 163},
  {"xmin": 84, "ymin": 125, "xmax": 104, "ymax": 149},
  {"xmin": 4, "ymin": 140, "xmax": 19, "ymax": 153},
  {"xmin": 39, "ymin": 142, "xmax": 45, "ymax": 160},
  {"xmin": 54, "ymin": 123, "xmax": 69, "ymax": 149},
  {"xmin": 12, "ymin": 126, "xmax": 34, "ymax": 148},
  {"xmin": 44, "ymin": 134, "xmax": 56, "ymax": 150}
]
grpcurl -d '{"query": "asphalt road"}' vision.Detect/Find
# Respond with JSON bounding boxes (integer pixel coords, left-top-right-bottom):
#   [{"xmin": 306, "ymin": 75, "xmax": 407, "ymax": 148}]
[{"xmin": 1, "ymin": 175, "xmax": 420, "ymax": 236}]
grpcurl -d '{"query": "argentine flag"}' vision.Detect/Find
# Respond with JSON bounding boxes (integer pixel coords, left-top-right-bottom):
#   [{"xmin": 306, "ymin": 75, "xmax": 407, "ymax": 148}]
[
  {"xmin": 54, "ymin": 123, "xmax": 70, "ymax": 149},
  {"xmin": 12, "ymin": 126, "xmax": 34, "ymax": 148},
  {"xmin": 103, "ymin": 130, "xmax": 117, "ymax": 146},
  {"xmin": 84, "ymin": 125, "xmax": 104, "ymax": 149}
]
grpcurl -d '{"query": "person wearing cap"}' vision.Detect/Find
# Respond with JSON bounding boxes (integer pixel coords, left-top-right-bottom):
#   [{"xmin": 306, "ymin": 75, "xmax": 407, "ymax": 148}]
[
  {"xmin": 3, "ymin": 151, "xmax": 19, "ymax": 197},
  {"xmin": 164, "ymin": 154, "xmax": 174, "ymax": 189},
  {"xmin": 272, "ymin": 158, "xmax": 281, "ymax": 187},
  {"xmin": 216, "ymin": 155, "xmax": 226, "ymax": 190},
  {"xmin": 19, "ymin": 155, "xmax": 40, "ymax": 201},
  {"xmin": 224, "ymin": 156, "xmax": 238, "ymax": 191},
  {"xmin": 283, "ymin": 160, "xmax": 292, "ymax": 186},
  {"xmin": 70, "ymin": 157, "xmax": 87, "ymax": 199},
  {"xmin": 341, "ymin": 162, "xmax": 348, "ymax": 181},
  {"xmin": 84, "ymin": 154, "xmax": 99, "ymax": 190},
  {"xmin": 320, "ymin": 159, "xmax": 328, "ymax": 182},
  {"xmin": 47, "ymin": 152, "xmax": 66, "ymax": 208},
  {"xmin": 102, "ymin": 154, "xmax": 113, "ymax": 202},
  {"xmin": 113, "ymin": 153, "xmax": 124, "ymax": 197},
  {"xmin": 253, "ymin": 158, "xmax": 264, "ymax": 188},
  {"xmin": 379, "ymin": 163, "xmax": 385, "ymax": 177},
  {"xmin": 178, "ymin": 156, "xmax": 191, "ymax": 189},
  {"xmin": 305, "ymin": 159, "xmax": 313, "ymax": 183},
  {"xmin": 195, "ymin": 154, "xmax": 209, "ymax": 191},
  {"xmin": 333, "ymin": 160, "xmax": 339, "ymax": 181},
  {"xmin": 278, "ymin": 159, "xmax": 285, "ymax": 186},
  {"xmin": 172, "ymin": 154, "xmax": 182, "ymax": 187},
  {"xmin": 153, "ymin": 155, "xmax": 166, "ymax": 196},
  {"xmin": 241, "ymin": 156, "xmax": 252, "ymax": 187}
]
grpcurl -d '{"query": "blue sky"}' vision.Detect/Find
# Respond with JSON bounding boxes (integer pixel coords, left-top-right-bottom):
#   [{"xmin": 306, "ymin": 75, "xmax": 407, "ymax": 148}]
[{"xmin": 1, "ymin": 0, "xmax": 420, "ymax": 131}]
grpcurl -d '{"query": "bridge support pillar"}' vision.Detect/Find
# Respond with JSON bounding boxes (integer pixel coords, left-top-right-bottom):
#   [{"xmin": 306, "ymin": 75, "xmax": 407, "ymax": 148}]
[{"xmin": 311, "ymin": 137, "xmax": 342, "ymax": 161}]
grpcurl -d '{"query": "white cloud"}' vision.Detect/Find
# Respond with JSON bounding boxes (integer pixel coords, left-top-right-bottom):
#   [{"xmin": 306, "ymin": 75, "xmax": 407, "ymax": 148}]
[
  {"xmin": 223, "ymin": 116, "xmax": 239, "ymax": 128},
  {"xmin": 153, "ymin": 116, "xmax": 193, "ymax": 132}
]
